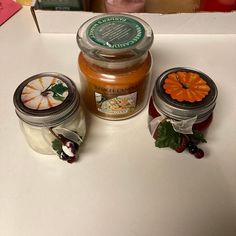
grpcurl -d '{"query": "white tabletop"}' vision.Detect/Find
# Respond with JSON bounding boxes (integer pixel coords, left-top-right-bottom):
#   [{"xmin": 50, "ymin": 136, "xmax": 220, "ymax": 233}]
[{"xmin": 1, "ymin": 7, "xmax": 236, "ymax": 236}]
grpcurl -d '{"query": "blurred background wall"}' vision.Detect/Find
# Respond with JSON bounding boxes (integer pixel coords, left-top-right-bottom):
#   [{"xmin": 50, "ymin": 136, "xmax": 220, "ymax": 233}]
[{"xmin": 91, "ymin": 0, "xmax": 200, "ymax": 13}]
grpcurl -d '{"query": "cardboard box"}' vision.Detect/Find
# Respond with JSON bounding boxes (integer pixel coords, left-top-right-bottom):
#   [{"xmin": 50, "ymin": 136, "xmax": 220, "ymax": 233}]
[
  {"xmin": 31, "ymin": 3, "xmax": 236, "ymax": 34},
  {"xmin": 35, "ymin": 0, "xmax": 88, "ymax": 11}
]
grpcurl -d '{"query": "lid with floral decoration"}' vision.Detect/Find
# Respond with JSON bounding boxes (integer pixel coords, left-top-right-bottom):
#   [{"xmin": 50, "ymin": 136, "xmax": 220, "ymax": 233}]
[
  {"xmin": 13, "ymin": 72, "xmax": 80, "ymax": 127},
  {"xmin": 152, "ymin": 67, "xmax": 218, "ymax": 123}
]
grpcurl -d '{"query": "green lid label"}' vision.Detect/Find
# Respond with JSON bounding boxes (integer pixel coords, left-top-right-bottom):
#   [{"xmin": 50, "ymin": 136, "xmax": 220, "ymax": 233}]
[{"xmin": 87, "ymin": 16, "xmax": 145, "ymax": 49}]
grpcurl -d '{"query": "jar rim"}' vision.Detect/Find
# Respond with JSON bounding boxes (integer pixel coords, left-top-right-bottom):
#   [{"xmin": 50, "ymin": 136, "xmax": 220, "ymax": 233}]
[
  {"xmin": 76, "ymin": 13, "xmax": 154, "ymax": 63},
  {"xmin": 13, "ymin": 72, "xmax": 80, "ymax": 127},
  {"xmin": 152, "ymin": 67, "xmax": 218, "ymax": 122}
]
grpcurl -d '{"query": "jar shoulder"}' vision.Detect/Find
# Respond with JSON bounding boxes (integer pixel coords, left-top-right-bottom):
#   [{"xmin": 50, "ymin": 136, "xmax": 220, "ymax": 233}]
[{"xmin": 79, "ymin": 52, "xmax": 152, "ymax": 82}]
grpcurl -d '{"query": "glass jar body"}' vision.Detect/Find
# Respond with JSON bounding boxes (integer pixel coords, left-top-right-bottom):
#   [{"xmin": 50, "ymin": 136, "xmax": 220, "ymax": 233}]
[
  {"xmin": 148, "ymin": 97, "xmax": 213, "ymax": 139},
  {"xmin": 19, "ymin": 108, "xmax": 86, "ymax": 155},
  {"xmin": 105, "ymin": 0, "xmax": 146, "ymax": 13},
  {"xmin": 79, "ymin": 52, "xmax": 152, "ymax": 120},
  {"xmin": 200, "ymin": 0, "xmax": 236, "ymax": 11}
]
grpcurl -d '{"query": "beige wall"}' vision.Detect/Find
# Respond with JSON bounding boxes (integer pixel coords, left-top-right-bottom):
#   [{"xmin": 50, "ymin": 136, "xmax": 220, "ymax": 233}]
[{"xmin": 91, "ymin": 0, "xmax": 200, "ymax": 13}]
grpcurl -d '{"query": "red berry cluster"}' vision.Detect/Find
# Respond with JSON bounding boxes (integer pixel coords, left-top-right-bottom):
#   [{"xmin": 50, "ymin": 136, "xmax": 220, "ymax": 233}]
[{"xmin": 175, "ymin": 135, "xmax": 204, "ymax": 159}]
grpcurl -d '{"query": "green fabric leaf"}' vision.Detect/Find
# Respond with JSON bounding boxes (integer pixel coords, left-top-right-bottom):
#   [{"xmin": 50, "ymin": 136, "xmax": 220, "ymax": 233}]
[
  {"xmin": 52, "ymin": 139, "xmax": 62, "ymax": 155},
  {"xmin": 50, "ymin": 83, "xmax": 68, "ymax": 95},
  {"xmin": 52, "ymin": 93, "xmax": 65, "ymax": 101},
  {"xmin": 190, "ymin": 130, "xmax": 207, "ymax": 143},
  {"xmin": 155, "ymin": 120, "xmax": 181, "ymax": 149},
  {"xmin": 47, "ymin": 83, "xmax": 68, "ymax": 101}
]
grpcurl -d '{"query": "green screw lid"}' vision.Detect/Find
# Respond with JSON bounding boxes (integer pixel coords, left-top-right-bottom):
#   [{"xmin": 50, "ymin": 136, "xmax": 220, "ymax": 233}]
[{"xmin": 77, "ymin": 14, "xmax": 153, "ymax": 62}]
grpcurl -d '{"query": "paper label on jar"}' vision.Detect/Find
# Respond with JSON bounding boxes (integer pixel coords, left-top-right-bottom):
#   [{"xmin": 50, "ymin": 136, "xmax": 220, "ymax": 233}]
[
  {"xmin": 21, "ymin": 76, "xmax": 69, "ymax": 110},
  {"xmin": 87, "ymin": 15, "xmax": 145, "ymax": 49},
  {"xmin": 95, "ymin": 92, "xmax": 137, "ymax": 115}
]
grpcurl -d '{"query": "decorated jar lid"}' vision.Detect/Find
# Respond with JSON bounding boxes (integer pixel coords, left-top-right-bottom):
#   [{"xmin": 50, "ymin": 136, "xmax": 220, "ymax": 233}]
[
  {"xmin": 76, "ymin": 14, "xmax": 153, "ymax": 62},
  {"xmin": 13, "ymin": 72, "xmax": 80, "ymax": 127},
  {"xmin": 152, "ymin": 67, "xmax": 218, "ymax": 123}
]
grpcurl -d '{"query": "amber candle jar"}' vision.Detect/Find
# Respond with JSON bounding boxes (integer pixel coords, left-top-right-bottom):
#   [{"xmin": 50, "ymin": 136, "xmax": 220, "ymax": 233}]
[{"xmin": 77, "ymin": 14, "xmax": 153, "ymax": 120}]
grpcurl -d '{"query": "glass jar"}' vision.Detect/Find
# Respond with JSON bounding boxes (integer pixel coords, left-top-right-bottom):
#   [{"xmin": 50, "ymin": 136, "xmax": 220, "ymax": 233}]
[
  {"xmin": 199, "ymin": 0, "xmax": 236, "ymax": 11},
  {"xmin": 104, "ymin": 0, "xmax": 146, "ymax": 13},
  {"xmin": 13, "ymin": 72, "xmax": 86, "ymax": 163},
  {"xmin": 77, "ymin": 14, "xmax": 153, "ymax": 120},
  {"xmin": 148, "ymin": 67, "xmax": 218, "ymax": 157}
]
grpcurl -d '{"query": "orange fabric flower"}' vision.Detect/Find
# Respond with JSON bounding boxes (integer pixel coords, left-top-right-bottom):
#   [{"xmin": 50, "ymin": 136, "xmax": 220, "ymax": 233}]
[{"xmin": 163, "ymin": 71, "xmax": 211, "ymax": 102}]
